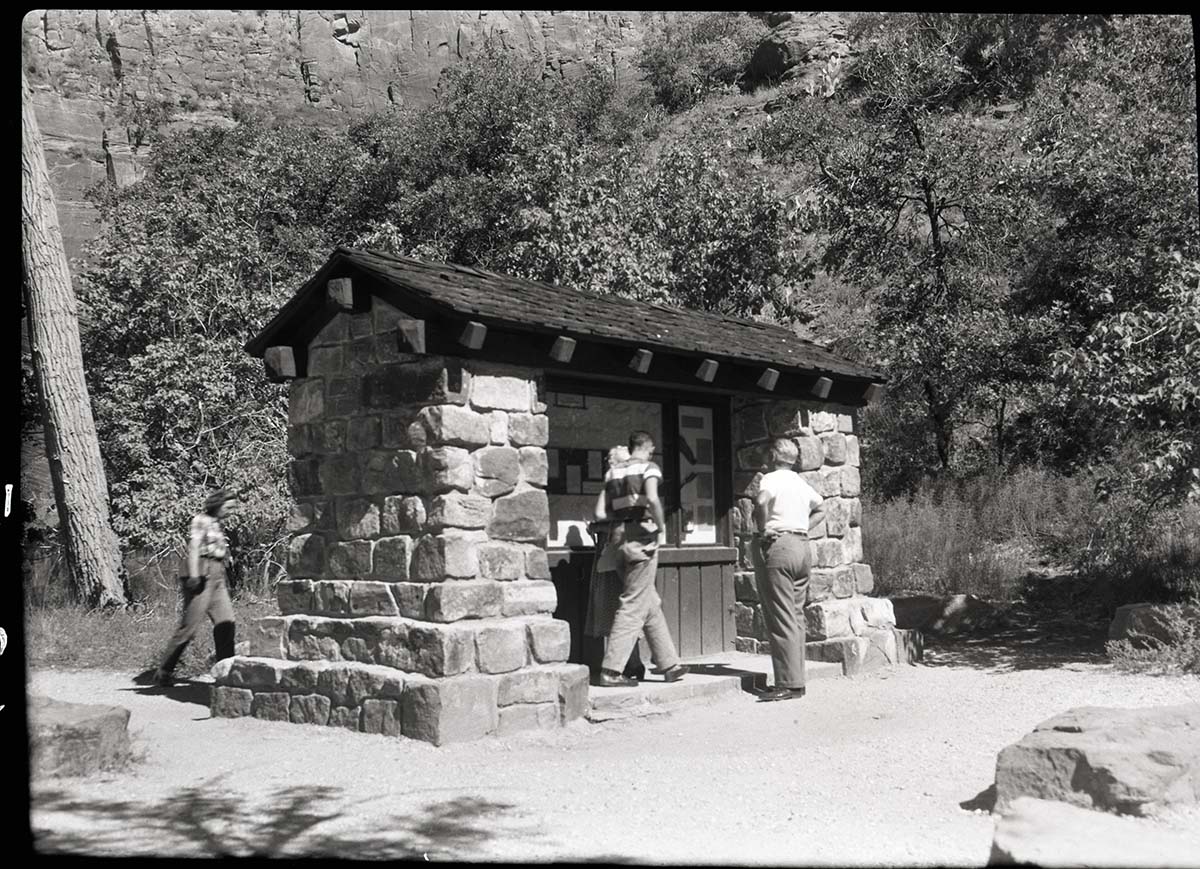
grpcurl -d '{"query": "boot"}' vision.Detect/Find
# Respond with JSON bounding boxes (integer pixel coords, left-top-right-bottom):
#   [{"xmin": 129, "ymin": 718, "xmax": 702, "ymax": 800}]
[{"xmin": 213, "ymin": 621, "xmax": 236, "ymax": 661}]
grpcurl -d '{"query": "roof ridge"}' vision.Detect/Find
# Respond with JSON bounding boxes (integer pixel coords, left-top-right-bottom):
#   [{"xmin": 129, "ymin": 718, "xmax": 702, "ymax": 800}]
[{"xmin": 339, "ymin": 246, "xmax": 829, "ymax": 350}]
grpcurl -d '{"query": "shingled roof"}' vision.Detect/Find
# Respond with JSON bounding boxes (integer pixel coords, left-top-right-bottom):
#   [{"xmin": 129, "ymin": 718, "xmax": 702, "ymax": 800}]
[{"xmin": 246, "ymin": 247, "xmax": 885, "ymax": 384}]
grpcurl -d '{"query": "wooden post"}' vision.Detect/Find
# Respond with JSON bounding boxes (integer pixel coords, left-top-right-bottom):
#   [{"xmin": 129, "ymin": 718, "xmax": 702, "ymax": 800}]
[
  {"xmin": 864, "ymin": 383, "xmax": 885, "ymax": 403},
  {"xmin": 397, "ymin": 319, "xmax": 426, "ymax": 354},
  {"xmin": 812, "ymin": 376, "xmax": 833, "ymax": 399},
  {"xmin": 327, "ymin": 277, "xmax": 354, "ymax": 310},
  {"xmin": 696, "ymin": 359, "xmax": 719, "ymax": 383},
  {"xmin": 459, "ymin": 321, "xmax": 487, "ymax": 350},
  {"xmin": 21, "ymin": 71, "xmax": 126, "ymax": 608},
  {"xmin": 757, "ymin": 368, "xmax": 780, "ymax": 391},
  {"xmin": 264, "ymin": 346, "xmax": 297, "ymax": 382},
  {"xmin": 549, "ymin": 336, "xmax": 576, "ymax": 363},
  {"xmin": 629, "ymin": 349, "xmax": 653, "ymax": 374}
]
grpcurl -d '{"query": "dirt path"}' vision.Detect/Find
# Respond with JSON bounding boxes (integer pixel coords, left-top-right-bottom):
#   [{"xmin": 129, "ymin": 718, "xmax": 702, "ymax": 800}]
[{"xmin": 29, "ymin": 647, "xmax": 1200, "ymax": 864}]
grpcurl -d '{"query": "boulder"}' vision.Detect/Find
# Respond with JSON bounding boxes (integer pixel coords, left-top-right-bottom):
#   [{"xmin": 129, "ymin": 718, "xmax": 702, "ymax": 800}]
[
  {"xmin": 994, "ymin": 704, "xmax": 1200, "ymax": 816},
  {"xmin": 1109, "ymin": 602, "xmax": 1200, "ymax": 647},
  {"xmin": 989, "ymin": 797, "xmax": 1200, "ymax": 868},
  {"xmin": 745, "ymin": 11, "xmax": 854, "ymax": 89},
  {"xmin": 891, "ymin": 593, "xmax": 1003, "ymax": 635},
  {"xmin": 29, "ymin": 695, "xmax": 132, "ymax": 777}
]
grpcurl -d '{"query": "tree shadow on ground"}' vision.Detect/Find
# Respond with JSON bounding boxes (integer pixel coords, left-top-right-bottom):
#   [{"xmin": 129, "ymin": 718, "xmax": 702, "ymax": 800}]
[
  {"xmin": 32, "ymin": 780, "xmax": 541, "ymax": 858},
  {"xmin": 918, "ymin": 571, "xmax": 1112, "ymax": 673}
]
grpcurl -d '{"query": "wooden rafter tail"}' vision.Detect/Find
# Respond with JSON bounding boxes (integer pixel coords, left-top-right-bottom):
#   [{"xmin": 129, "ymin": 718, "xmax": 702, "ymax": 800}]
[
  {"xmin": 396, "ymin": 318, "xmax": 426, "ymax": 354},
  {"xmin": 549, "ymin": 335, "xmax": 577, "ymax": 363},
  {"xmin": 459, "ymin": 320, "xmax": 487, "ymax": 350},
  {"xmin": 812, "ymin": 376, "xmax": 833, "ymax": 400},
  {"xmin": 864, "ymin": 382, "xmax": 885, "ymax": 403},
  {"xmin": 326, "ymin": 277, "xmax": 354, "ymax": 310},
  {"xmin": 629, "ymin": 348, "xmax": 653, "ymax": 374},
  {"xmin": 264, "ymin": 346, "xmax": 297, "ymax": 382},
  {"xmin": 696, "ymin": 358, "xmax": 719, "ymax": 383},
  {"xmin": 757, "ymin": 367, "xmax": 780, "ymax": 391}
]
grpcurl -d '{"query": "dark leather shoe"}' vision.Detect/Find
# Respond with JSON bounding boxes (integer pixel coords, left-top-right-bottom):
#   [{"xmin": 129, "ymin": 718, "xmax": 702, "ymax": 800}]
[
  {"xmin": 660, "ymin": 664, "xmax": 689, "ymax": 683},
  {"xmin": 758, "ymin": 686, "xmax": 805, "ymax": 702},
  {"xmin": 593, "ymin": 670, "xmax": 638, "ymax": 688}
]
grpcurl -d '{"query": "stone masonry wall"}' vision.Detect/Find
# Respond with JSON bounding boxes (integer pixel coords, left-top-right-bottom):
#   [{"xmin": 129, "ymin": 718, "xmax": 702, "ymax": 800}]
[
  {"xmin": 212, "ymin": 299, "xmax": 589, "ymax": 742},
  {"xmin": 730, "ymin": 397, "xmax": 911, "ymax": 673}
]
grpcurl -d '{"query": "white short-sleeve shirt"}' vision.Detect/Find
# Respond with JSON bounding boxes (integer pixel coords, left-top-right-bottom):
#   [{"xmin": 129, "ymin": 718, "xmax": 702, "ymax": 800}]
[{"xmin": 758, "ymin": 469, "xmax": 823, "ymax": 534}]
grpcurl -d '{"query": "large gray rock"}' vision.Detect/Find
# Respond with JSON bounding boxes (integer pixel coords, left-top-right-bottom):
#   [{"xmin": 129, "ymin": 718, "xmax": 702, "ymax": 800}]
[
  {"xmin": 989, "ymin": 797, "xmax": 1200, "ymax": 867},
  {"xmin": 891, "ymin": 593, "xmax": 1003, "ymax": 635},
  {"xmin": 29, "ymin": 694, "xmax": 132, "ymax": 777},
  {"xmin": 745, "ymin": 11, "xmax": 854, "ymax": 89},
  {"xmin": 1109, "ymin": 602, "xmax": 1200, "ymax": 647},
  {"xmin": 995, "ymin": 704, "xmax": 1200, "ymax": 816}
]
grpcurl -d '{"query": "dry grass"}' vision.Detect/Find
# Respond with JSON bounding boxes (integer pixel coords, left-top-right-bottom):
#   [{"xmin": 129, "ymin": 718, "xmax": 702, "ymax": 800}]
[{"xmin": 1107, "ymin": 603, "xmax": 1200, "ymax": 674}]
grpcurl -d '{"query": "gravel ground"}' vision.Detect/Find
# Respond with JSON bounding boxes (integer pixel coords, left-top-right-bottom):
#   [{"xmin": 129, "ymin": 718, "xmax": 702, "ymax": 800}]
[{"xmin": 28, "ymin": 649, "xmax": 1200, "ymax": 864}]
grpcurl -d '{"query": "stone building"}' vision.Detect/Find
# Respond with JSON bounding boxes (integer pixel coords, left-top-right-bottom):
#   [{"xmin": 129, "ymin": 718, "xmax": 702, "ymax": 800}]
[{"xmin": 216, "ymin": 247, "xmax": 911, "ymax": 744}]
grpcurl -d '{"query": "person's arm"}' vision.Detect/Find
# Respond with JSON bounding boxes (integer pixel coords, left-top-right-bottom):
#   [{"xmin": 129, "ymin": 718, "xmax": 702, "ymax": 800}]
[
  {"xmin": 593, "ymin": 488, "xmax": 608, "ymax": 522},
  {"xmin": 754, "ymin": 487, "xmax": 777, "ymax": 541},
  {"xmin": 187, "ymin": 514, "xmax": 205, "ymax": 584},
  {"xmin": 643, "ymin": 476, "xmax": 667, "ymax": 547}
]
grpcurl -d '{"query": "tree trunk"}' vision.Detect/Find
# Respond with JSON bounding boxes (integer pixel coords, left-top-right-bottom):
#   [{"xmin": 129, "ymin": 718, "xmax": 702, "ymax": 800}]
[
  {"xmin": 21, "ymin": 72, "xmax": 126, "ymax": 608},
  {"xmin": 922, "ymin": 377, "xmax": 953, "ymax": 471}
]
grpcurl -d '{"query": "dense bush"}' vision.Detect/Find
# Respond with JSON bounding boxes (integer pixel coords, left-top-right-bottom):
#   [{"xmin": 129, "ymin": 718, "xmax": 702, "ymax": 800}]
[{"xmin": 638, "ymin": 12, "xmax": 769, "ymax": 112}]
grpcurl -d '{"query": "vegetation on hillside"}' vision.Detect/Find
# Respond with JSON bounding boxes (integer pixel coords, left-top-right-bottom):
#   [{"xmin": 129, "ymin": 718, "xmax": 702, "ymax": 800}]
[{"xmin": 23, "ymin": 13, "xmax": 1199, "ymax": 618}]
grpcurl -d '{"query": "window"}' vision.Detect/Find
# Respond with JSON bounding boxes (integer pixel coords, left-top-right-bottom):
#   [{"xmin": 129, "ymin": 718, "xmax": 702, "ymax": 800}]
[{"xmin": 544, "ymin": 383, "xmax": 728, "ymax": 549}]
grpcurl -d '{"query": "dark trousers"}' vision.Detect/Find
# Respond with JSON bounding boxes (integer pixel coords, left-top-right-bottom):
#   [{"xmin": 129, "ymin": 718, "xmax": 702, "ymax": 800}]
[
  {"xmin": 158, "ymin": 558, "xmax": 236, "ymax": 675},
  {"xmin": 752, "ymin": 533, "xmax": 811, "ymax": 689}
]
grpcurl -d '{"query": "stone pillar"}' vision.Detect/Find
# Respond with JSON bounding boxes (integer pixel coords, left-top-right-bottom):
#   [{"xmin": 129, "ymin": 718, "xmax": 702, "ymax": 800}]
[
  {"xmin": 729, "ymin": 397, "xmax": 918, "ymax": 673},
  {"xmin": 213, "ymin": 301, "xmax": 589, "ymax": 743}
]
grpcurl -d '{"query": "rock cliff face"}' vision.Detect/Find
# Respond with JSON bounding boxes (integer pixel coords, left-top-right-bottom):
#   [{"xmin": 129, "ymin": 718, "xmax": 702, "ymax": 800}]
[{"xmin": 22, "ymin": 9, "xmax": 647, "ymax": 262}]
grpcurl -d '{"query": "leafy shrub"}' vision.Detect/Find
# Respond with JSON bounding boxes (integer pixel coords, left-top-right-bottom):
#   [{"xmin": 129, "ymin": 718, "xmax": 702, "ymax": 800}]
[
  {"xmin": 638, "ymin": 12, "xmax": 769, "ymax": 112},
  {"xmin": 1106, "ymin": 603, "xmax": 1200, "ymax": 674}
]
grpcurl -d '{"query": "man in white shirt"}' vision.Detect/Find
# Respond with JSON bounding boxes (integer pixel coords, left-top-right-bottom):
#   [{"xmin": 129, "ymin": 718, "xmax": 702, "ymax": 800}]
[{"xmin": 753, "ymin": 438, "xmax": 824, "ymax": 701}]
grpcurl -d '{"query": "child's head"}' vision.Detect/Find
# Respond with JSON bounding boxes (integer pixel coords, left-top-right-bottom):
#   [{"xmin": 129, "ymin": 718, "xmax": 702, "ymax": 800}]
[{"xmin": 607, "ymin": 445, "xmax": 631, "ymax": 467}]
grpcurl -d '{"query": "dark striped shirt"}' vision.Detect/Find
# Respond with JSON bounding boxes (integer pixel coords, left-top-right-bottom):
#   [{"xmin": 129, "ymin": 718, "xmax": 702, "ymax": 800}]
[{"xmin": 605, "ymin": 460, "xmax": 663, "ymax": 523}]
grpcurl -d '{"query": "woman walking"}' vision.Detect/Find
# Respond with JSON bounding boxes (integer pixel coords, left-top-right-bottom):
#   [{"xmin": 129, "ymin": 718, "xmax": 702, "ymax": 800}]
[{"xmin": 148, "ymin": 487, "xmax": 240, "ymax": 687}]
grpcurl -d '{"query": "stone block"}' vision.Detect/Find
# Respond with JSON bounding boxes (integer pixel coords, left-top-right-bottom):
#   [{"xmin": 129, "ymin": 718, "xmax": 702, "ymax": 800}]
[
  {"xmin": 822, "ymin": 498, "xmax": 850, "ymax": 538},
  {"xmin": 846, "ymin": 498, "xmax": 862, "ymax": 527},
  {"xmin": 737, "ymin": 443, "xmax": 769, "ymax": 471},
  {"xmin": 221, "ymin": 657, "xmax": 284, "ymax": 690},
  {"xmin": 312, "ymin": 580, "xmax": 351, "ymax": 615},
  {"xmin": 407, "ymin": 621, "xmax": 477, "ymax": 677},
  {"xmin": 336, "ymin": 498, "xmax": 380, "ymax": 540},
  {"xmin": 808, "ymin": 569, "xmax": 836, "ymax": 603},
  {"xmin": 288, "ymin": 425, "xmax": 313, "ymax": 457},
  {"xmin": 277, "ymin": 579, "xmax": 314, "ymax": 615},
  {"xmin": 420, "ymin": 405, "xmax": 492, "ymax": 447},
  {"xmin": 843, "ymin": 527, "xmax": 864, "ymax": 563},
  {"xmin": 735, "ymin": 637, "xmax": 760, "ymax": 654},
  {"xmin": 819, "ymin": 432, "xmax": 847, "ymax": 465},
  {"xmin": 846, "ymin": 435, "xmax": 860, "ymax": 467},
  {"xmin": 346, "ymin": 336, "xmax": 377, "ymax": 374},
  {"xmin": 471, "ymin": 374, "xmax": 532, "ymax": 412},
  {"xmin": 251, "ymin": 692, "xmax": 291, "ymax": 721},
  {"xmin": 28, "ymin": 696, "xmax": 132, "ymax": 777},
  {"xmin": 246, "ymin": 617, "xmax": 288, "ymax": 658},
  {"xmin": 393, "ymin": 582, "xmax": 430, "ymax": 619},
  {"xmin": 312, "ymin": 420, "xmax": 347, "ymax": 454},
  {"xmin": 287, "ymin": 501, "xmax": 315, "ymax": 533},
  {"xmin": 328, "ymin": 706, "xmax": 360, "ymax": 730},
  {"xmin": 401, "ymin": 676, "xmax": 499, "ymax": 745},
  {"xmin": 289, "ymin": 693, "xmax": 332, "ymax": 726},
  {"xmin": 812, "ymin": 538, "xmax": 844, "ymax": 568},
  {"xmin": 319, "ymin": 454, "xmax": 360, "ymax": 496},
  {"xmin": 476, "ymin": 622, "xmax": 528, "ymax": 673},
  {"xmin": 508, "ymin": 413, "xmax": 549, "ymax": 446},
  {"xmin": 373, "ymin": 535, "xmax": 414, "ymax": 581},
  {"xmin": 326, "ymin": 376, "xmax": 363, "ymax": 416},
  {"xmin": 381, "ymin": 410, "xmax": 424, "ymax": 449},
  {"xmin": 833, "ymin": 566, "xmax": 856, "ymax": 598},
  {"xmin": 990, "ymin": 797, "xmax": 1200, "ymax": 869},
  {"xmin": 478, "ymin": 542, "xmax": 525, "ymax": 580},
  {"xmin": 853, "ymin": 563, "xmax": 874, "ymax": 594},
  {"xmin": 797, "ymin": 435, "xmax": 824, "ymax": 471},
  {"xmin": 382, "ymin": 495, "xmax": 426, "ymax": 536},
  {"xmin": 841, "ymin": 466, "xmax": 862, "ymax": 497},
  {"xmin": 361, "ymin": 699, "xmax": 402, "ymax": 736},
  {"xmin": 428, "ymin": 492, "xmax": 493, "ymax": 530},
  {"xmin": 488, "ymin": 488, "xmax": 550, "ymax": 541},
  {"xmin": 311, "ymin": 313, "xmax": 348, "ymax": 346},
  {"xmin": 349, "ymin": 582, "xmax": 400, "ymax": 616},
  {"xmin": 425, "ymin": 580, "xmax": 503, "ymax": 621},
  {"xmin": 734, "ymin": 572, "xmax": 759, "ymax": 603},
  {"xmin": 363, "ymin": 449, "xmax": 421, "ymax": 496},
  {"xmin": 498, "ymin": 666, "xmax": 563, "ymax": 706},
  {"xmin": 766, "ymin": 401, "xmax": 807, "ymax": 437},
  {"xmin": 474, "ymin": 445, "xmax": 521, "ymax": 497},
  {"xmin": 420, "ymin": 446, "xmax": 475, "ymax": 494},
  {"xmin": 734, "ymin": 602, "xmax": 755, "ymax": 635},
  {"xmin": 211, "ymin": 686, "xmax": 254, "ymax": 719},
  {"xmin": 803, "ymin": 469, "xmax": 841, "ymax": 498},
  {"xmin": 307, "ymin": 345, "xmax": 344, "ymax": 378},
  {"xmin": 837, "ymin": 413, "xmax": 855, "ymax": 434},
  {"xmin": 347, "ymin": 416, "xmax": 381, "ymax": 451},
  {"xmin": 525, "ymin": 547, "xmax": 551, "ymax": 580},
  {"xmin": 289, "ymin": 459, "xmax": 323, "ymax": 497},
  {"xmin": 349, "ymin": 313, "xmax": 373, "ymax": 340},
  {"xmin": 363, "ymin": 358, "xmax": 469, "ymax": 409},
  {"xmin": 732, "ymin": 498, "xmax": 754, "ymax": 536},
  {"xmin": 372, "ymin": 299, "xmax": 408, "ymax": 333},
  {"xmin": 288, "ymin": 378, "xmax": 324, "ymax": 425},
  {"xmin": 519, "ymin": 447, "xmax": 549, "ymax": 487},
  {"xmin": 498, "ymin": 703, "xmax": 560, "ymax": 735},
  {"xmin": 279, "ymin": 661, "xmax": 323, "ymax": 694},
  {"xmin": 346, "ymin": 665, "xmax": 405, "ymax": 705},
  {"xmin": 558, "ymin": 664, "xmax": 591, "ymax": 723},
  {"xmin": 804, "ymin": 599, "xmax": 857, "ymax": 640},
  {"xmin": 489, "ymin": 411, "xmax": 509, "ymax": 445},
  {"xmin": 894, "ymin": 628, "xmax": 924, "ymax": 663},
  {"xmin": 734, "ymin": 472, "xmax": 763, "ymax": 498},
  {"xmin": 500, "ymin": 580, "xmax": 558, "ymax": 616},
  {"xmin": 411, "ymin": 531, "xmax": 485, "ymax": 581},
  {"xmin": 734, "ymin": 404, "xmax": 769, "ymax": 443},
  {"xmin": 809, "ymin": 410, "xmax": 838, "ymax": 433},
  {"xmin": 328, "ymin": 541, "xmax": 373, "ymax": 578},
  {"xmin": 528, "ymin": 618, "xmax": 570, "ymax": 663},
  {"xmin": 316, "ymin": 666, "xmax": 352, "ymax": 706}
]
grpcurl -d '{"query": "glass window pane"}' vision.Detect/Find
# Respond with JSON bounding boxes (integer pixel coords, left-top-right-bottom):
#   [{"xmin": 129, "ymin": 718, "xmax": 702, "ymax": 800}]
[
  {"xmin": 678, "ymin": 405, "xmax": 717, "ymax": 545},
  {"xmin": 545, "ymin": 394, "xmax": 663, "ymax": 548}
]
